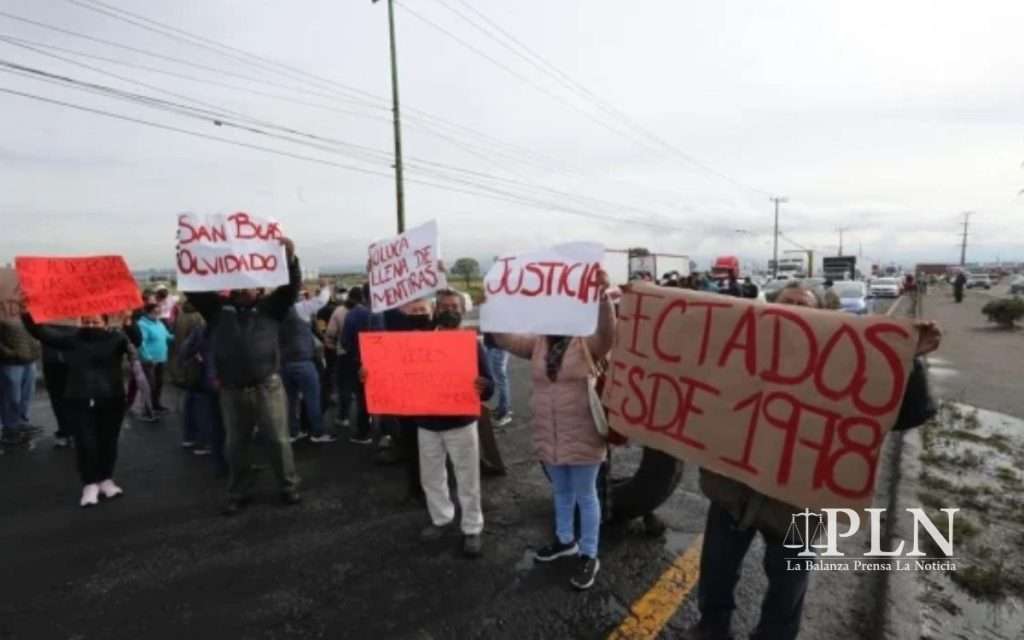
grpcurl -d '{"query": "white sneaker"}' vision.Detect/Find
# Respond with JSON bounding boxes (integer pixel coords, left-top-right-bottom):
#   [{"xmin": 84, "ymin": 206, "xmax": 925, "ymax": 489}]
[
  {"xmin": 310, "ymin": 434, "xmax": 338, "ymax": 444},
  {"xmin": 98, "ymin": 479, "xmax": 124, "ymax": 499},
  {"xmin": 80, "ymin": 484, "xmax": 100, "ymax": 508}
]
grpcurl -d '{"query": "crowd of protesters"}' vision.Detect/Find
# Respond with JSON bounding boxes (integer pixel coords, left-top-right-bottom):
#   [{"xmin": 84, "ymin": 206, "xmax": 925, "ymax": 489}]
[{"xmin": 1, "ymin": 245, "xmax": 943, "ymax": 630}]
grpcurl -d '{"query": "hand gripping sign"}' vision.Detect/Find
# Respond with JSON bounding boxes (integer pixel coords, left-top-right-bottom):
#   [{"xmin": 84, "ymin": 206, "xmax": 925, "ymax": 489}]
[
  {"xmin": 480, "ymin": 242, "xmax": 605, "ymax": 337},
  {"xmin": 603, "ymin": 282, "xmax": 919, "ymax": 511},
  {"xmin": 368, "ymin": 220, "xmax": 448, "ymax": 313},
  {"xmin": 176, "ymin": 212, "xmax": 288, "ymax": 292},
  {"xmin": 15, "ymin": 256, "xmax": 142, "ymax": 323}
]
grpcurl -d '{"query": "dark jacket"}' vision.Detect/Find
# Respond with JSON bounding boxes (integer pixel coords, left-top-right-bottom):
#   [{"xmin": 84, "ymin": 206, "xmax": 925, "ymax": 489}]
[
  {"xmin": 414, "ymin": 339, "xmax": 495, "ymax": 432},
  {"xmin": 0, "ymin": 318, "xmax": 41, "ymax": 364},
  {"xmin": 699, "ymin": 357, "xmax": 936, "ymax": 540},
  {"xmin": 279, "ymin": 307, "xmax": 316, "ymax": 365},
  {"xmin": 186, "ymin": 256, "xmax": 301, "ymax": 389},
  {"xmin": 340, "ymin": 305, "xmax": 371, "ymax": 364},
  {"xmin": 23, "ymin": 315, "xmax": 131, "ymax": 401},
  {"xmin": 179, "ymin": 324, "xmax": 218, "ymax": 393}
]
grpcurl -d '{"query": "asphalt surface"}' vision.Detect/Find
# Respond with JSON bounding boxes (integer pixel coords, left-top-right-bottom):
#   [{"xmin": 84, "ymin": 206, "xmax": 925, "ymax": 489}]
[{"xmin": 1, "ymin": 297, "xmax": 901, "ymax": 640}]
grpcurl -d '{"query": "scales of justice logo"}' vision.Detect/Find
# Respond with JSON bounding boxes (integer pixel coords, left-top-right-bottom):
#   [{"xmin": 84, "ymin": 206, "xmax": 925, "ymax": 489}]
[{"xmin": 783, "ymin": 509, "xmax": 830, "ymax": 557}]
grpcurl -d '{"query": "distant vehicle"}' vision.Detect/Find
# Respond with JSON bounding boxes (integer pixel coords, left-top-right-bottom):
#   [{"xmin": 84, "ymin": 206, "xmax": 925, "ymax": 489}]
[
  {"xmin": 1010, "ymin": 275, "xmax": 1024, "ymax": 295},
  {"xmin": 966, "ymin": 273, "xmax": 992, "ymax": 290},
  {"xmin": 711, "ymin": 256, "xmax": 740, "ymax": 281},
  {"xmin": 833, "ymin": 281, "xmax": 868, "ymax": 315},
  {"xmin": 869, "ymin": 277, "xmax": 901, "ymax": 298},
  {"xmin": 823, "ymin": 256, "xmax": 857, "ymax": 282}
]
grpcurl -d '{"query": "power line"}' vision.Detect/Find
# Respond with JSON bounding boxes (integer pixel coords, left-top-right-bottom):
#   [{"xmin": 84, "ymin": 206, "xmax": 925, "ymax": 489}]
[
  {"xmin": 427, "ymin": 0, "xmax": 771, "ymax": 198},
  {"xmin": 0, "ymin": 10, "xmax": 620, "ymax": 199},
  {"xmin": 2, "ymin": 6, "xmax": 693, "ymax": 210},
  {"xmin": 0, "ymin": 9, "xmax": 384, "ymax": 110},
  {"xmin": 392, "ymin": 0, "xmax": 644, "ymax": 145},
  {"xmin": 0, "ymin": 83, "xmax": 691, "ymax": 232}
]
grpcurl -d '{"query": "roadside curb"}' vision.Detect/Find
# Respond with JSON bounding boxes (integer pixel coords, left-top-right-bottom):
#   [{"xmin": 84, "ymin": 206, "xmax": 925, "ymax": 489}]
[{"xmin": 865, "ymin": 295, "xmax": 925, "ymax": 639}]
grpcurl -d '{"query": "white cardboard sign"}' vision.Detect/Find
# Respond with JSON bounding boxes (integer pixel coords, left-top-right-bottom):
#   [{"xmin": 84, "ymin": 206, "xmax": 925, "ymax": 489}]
[
  {"xmin": 175, "ymin": 212, "xmax": 288, "ymax": 292},
  {"xmin": 368, "ymin": 220, "xmax": 447, "ymax": 312},
  {"xmin": 480, "ymin": 242, "xmax": 605, "ymax": 336}
]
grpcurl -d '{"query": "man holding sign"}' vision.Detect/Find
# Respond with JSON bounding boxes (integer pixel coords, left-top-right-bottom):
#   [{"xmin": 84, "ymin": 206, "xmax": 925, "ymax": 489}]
[
  {"xmin": 186, "ymin": 236, "xmax": 303, "ymax": 516},
  {"xmin": 603, "ymin": 280, "xmax": 941, "ymax": 640},
  {"xmin": 360, "ymin": 291, "xmax": 494, "ymax": 557}
]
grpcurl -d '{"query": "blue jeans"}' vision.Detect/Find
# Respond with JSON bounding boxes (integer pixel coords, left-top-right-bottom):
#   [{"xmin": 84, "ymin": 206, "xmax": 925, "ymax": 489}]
[
  {"xmin": 698, "ymin": 501, "xmax": 809, "ymax": 640},
  {"xmin": 184, "ymin": 390, "xmax": 222, "ymax": 445},
  {"xmin": 0, "ymin": 363, "xmax": 36, "ymax": 430},
  {"xmin": 486, "ymin": 347, "xmax": 510, "ymax": 416},
  {"xmin": 545, "ymin": 462, "xmax": 601, "ymax": 558},
  {"xmin": 281, "ymin": 360, "xmax": 324, "ymax": 437}
]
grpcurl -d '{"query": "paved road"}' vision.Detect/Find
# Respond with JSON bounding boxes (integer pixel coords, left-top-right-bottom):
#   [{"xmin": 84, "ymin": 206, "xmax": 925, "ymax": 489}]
[
  {"xmin": 0, "ymin": 297, "xmax": 902, "ymax": 640},
  {"xmin": 918, "ymin": 286, "xmax": 1024, "ymax": 418}
]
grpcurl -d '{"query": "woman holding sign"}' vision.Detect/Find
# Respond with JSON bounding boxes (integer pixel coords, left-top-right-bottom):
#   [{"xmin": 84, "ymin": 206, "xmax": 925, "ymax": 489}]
[
  {"xmin": 22, "ymin": 311, "xmax": 136, "ymax": 508},
  {"xmin": 490, "ymin": 269, "xmax": 615, "ymax": 591}
]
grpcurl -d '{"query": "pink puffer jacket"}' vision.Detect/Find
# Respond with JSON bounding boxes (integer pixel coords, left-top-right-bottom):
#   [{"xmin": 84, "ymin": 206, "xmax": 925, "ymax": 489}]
[{"xmin": 494, "ymin": 300, "xmax": 615, "ymax": 465}]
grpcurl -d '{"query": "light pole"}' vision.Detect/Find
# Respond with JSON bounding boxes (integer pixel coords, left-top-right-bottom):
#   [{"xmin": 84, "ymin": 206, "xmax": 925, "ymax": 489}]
[
  {"xmin": 374, "ymin": 0, "xmax": 405, "ymax": 233},
  {"xmin": 770, "ymin": 196, "xmax": 787, "ymax": 278}
]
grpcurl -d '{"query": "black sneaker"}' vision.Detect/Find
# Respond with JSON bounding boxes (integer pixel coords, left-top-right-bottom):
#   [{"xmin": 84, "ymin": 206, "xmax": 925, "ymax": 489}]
[
  {"xmin": 281, "ymin": 491, "xmax": 302, "ymax": 506},
  {"xmin": 463, "ymin": 534, "xmax": 483, "ymax": 557},
  {"xmin": 570, "ymin": 555, "xmax": 600, "ymax": 590},
  {"xmin": 222, "ymin": 497, "xmax": 250, "ymax": 516},
  {"xmin": 534, "ymin": 539, "xmax": 579, "ymax": 562}
]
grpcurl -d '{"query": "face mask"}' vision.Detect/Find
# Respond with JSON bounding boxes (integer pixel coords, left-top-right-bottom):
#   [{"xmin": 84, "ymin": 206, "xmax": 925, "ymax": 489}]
[
  {"xmin": 435, "ymin": 310, "xmax": 462, "ymax": 329},
  {"xmin": 395, "ymin": 313, "xmax": 434, "ymax": 331}
]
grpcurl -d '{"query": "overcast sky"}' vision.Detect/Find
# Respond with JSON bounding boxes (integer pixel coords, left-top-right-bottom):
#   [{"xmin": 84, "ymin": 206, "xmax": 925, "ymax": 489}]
[{"xmin": 1, "ymin": 0, "xmax": 1022, "ymax": 271}]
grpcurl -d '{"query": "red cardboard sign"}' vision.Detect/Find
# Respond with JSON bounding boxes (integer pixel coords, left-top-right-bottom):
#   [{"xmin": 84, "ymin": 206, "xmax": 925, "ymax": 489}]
[
  {"xmin": 15, "ymin": 255, "xmax": 142, "ymax": 323},
  {"xmin": 359, "ymin": 330, "xmax": 480, "ymax": 416}
]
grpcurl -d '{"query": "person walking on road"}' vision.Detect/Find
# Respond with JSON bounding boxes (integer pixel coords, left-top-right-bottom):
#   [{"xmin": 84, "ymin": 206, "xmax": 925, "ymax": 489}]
[
  {"xmin": 186, "ymin": 237, "xmax": 303, "ymax": 516},
  {"xmin": 137, "ymin": 304, "xmax": 173, "ymax": 415},
  {"xmin": 279, "ymin": 306, "xmax": 336, "ymax": 444},
  {"xmin": 325, "ymin": 288, "xmax": 356, "ymax": 427},
  {"xmin": 692, "ymin": 280, "xmax": 943, "ymax": 640},
  {"xmin": 489, "ymin": 269, "xmax": 615, "ymax": 591},
  {"xmin": 339, "ymin": 285, "xmax": 374, "ymax": 445},
  {"xmin": 486, "ymin": 343, "xmax": 513, "ymax": 426},
  {"xmin": 22, "ymin": 312, "xmax": 137, "ymax": 508},
  {"xmin": 953, "ymin": 271, "xmax": 967, "ymax": 303},
  {"xmin": 41, "ymin": 343, "xmax": 74, "ymax": 447},
  {"xmin": 369, "ymin": 291, "xmax": 494, "ymax": 557},
  {"xmin": 0, "ymin": 316, "xmax": 41, "ymax": 443},
  {"xmin": 822, "ymin": 279, "xmax": 841, "ymax": 310}
]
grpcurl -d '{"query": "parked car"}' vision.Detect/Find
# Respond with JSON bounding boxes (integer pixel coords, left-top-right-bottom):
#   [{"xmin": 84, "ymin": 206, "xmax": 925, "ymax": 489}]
[
  {"xmin": 833, "ymin": 281, "xmax": 868, "ymax": 315},
  {"xmin": 1009, "ymin": 275, "xmax": 1024, "ymax": 295},
  {"xmin": 966, "ymin": 273, "xmax": 992, "ymax": 290},
  {"xmin": 869, "ymin": 277, "xmax": 901, "ymax": 298}
]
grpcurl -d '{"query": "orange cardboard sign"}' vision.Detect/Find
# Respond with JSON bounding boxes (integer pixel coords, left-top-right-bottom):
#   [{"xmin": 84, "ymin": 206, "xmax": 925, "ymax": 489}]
[
  {"xmin": 15, "ymin": 256, "xmax": 142, "ymax": 323},
  {"xmin": 359, "ymin": 330, "xmax": 480, "ymax": 416}
]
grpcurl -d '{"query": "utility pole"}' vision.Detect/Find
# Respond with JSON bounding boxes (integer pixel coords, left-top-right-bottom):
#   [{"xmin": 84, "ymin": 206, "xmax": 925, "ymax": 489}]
[
  {"xmin": 375, "ymin": 0, "xmax": 406, "ymax": 233},
  {"xmin": 770, "ymin": 196, "xmax": 787, "ymax": 278},
  {"xmin": 959, "ymin": 211, "xmax": 972, "ymax": 266},
  {"xmin": 837, "ymin": 226, "xmax": 849, "ymax": 256}
]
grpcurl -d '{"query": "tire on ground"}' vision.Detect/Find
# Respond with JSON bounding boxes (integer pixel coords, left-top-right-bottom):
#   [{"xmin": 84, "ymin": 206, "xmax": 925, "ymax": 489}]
[{"xmin": 608, "ymin": 447, "xmax": 683, "ymax": 523}]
